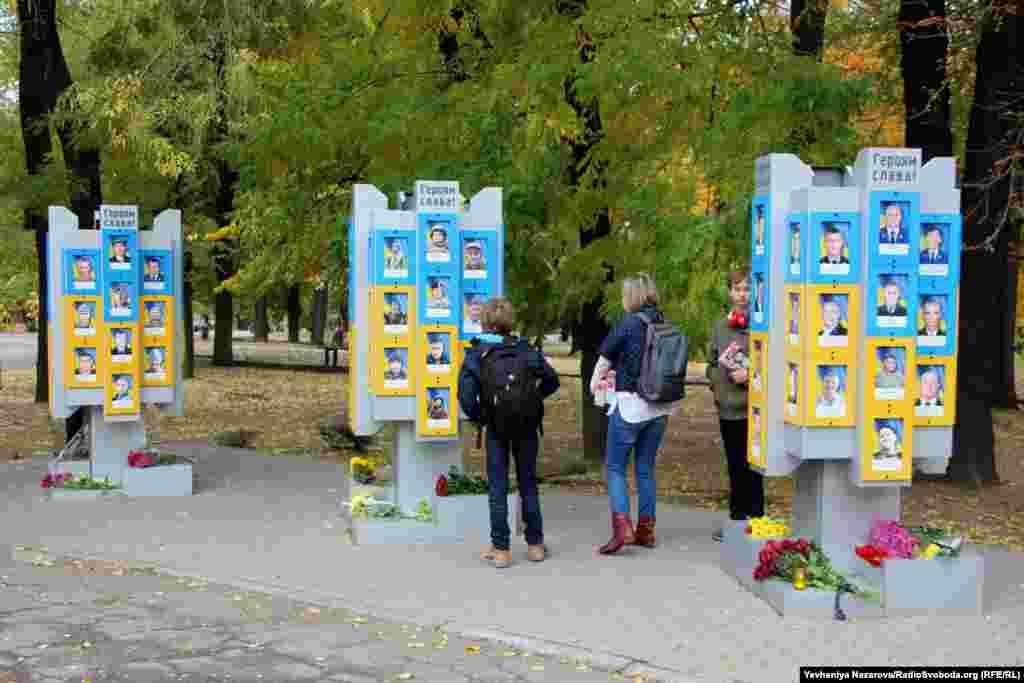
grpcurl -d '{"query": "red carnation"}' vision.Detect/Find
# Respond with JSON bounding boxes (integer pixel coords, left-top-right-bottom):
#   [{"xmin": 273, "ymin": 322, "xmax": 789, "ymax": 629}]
[
  {"xmin": 435, "ymin": 475, "xmax": 449, "ymax": 497},
  {"xmin": 40, "ymin": 475, "xmax": 53, "ymax": 489}
]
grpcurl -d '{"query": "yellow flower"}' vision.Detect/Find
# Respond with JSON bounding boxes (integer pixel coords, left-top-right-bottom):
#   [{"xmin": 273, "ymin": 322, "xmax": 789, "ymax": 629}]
[
  {"xmin": 351, "ymin": 495, "xmax": 368, "ymax": 514},
  {"xmin": 923, "ymin": 543, "xmax": 940, "ymax": 559}
]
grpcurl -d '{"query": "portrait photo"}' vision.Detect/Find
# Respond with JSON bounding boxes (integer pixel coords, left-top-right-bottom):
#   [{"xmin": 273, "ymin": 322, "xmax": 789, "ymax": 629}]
[
  {"xmin": 382, "ymin": 292, "xmax": 409, "ymax": 332},
  {"xmin": 427, "ymin": 387, "xmax": 452, "ymax": 428},
  {"xmin": 787, "ymin": 363, "xmax": 799, "ymax": 412},
  {"xmin": 817, "ymin": 294, "xmax": 849, "ymax": 347},
  {"xmin": 111, "ymin": 374, "xmax": 134, "ymax": 408},
  {"xmin": 142, "ymin": 255, "xmax": 166, "ymax": 289},
  {"xmin": 787, "ymin": 292, "xmax": 800, "ymax": 343},
  {"xmin": 751, "ymin": 407, "xmax": 762, "ymax": 459},
  {"xmin": 819, "ymin": 222, "xmax": 851, "ymax": 275},
  {"xmin": 144, "ymin": 301, "xmax": 166, "ymax": 334},
  {"xmin": 463, "ymin": 293, "xmax": 486, "ymax": 334},
  {"xmin": 919, "ymin": 223, "xmax": 950, "ymax": 276},
  {"xmin": 789, "ymin": 222, "xmax": 802, "ymax": 275},
  {"xmin": 425, "ymin": 220, "xmax": 451, "ymax": 263},
  {"xmin": 426, "ymin": 277, "xmax": 451, "ymax": 319},
  {"xmin": 110, "ymin": 328, "xmax": 133, "ymax": 363},
  {"xmin": 874, "ymin": 347, "xmax": 906, "ymax": 401},
  {"xmin": 109, "ymin": 283, "xmax": 132, "ymax": 317},
  {"xmin": 383, "ymin": 237, "xmax": 410, "ymax": 278},
  {"xmin": 108, "ymin": 236, "xmax": 132, "ymax": 268},
  {"xmin": 73, "ymin": 301, "xmax": 97, "ymax": 336},
  {"xmin": 875, "ymin": 275, "xmax": 909, "ymax": 329},
  {"xmin": 753, "ymin": 204, "xmax": 766, "ymax": 256},
  {"xmin": 71, "ymin": 254, "xmax": 97, "ymax": 291},
  {"xmin": 382, "ymin": 348, "xmax": 410, "ymax": 389},
  {"xmin": 463, "ymin": 240, "xmax": 487, "ymax": 279},
  {"xmin": 871, "ymin": 419, "xmax": 904, "ymax": 472},
  {"xmin": 878, "ymin": 200, "xmax": 911, "ymax": 256},
  {"xmin": 426, "ymin": 332, "xmax": 452, "ymax": 373},
  {"xmin": 917, "ymin": 295, "xmax": 948, "ymax": 346},
  {"xmin": 815, "ymin": 365, "xmax": 847, "ymax": 419},
  {"xmin": 751, "ymin": 340, "xmax": 763, "ymax": 392},
  {"xmin": 752, "ymin": 273, "xmax": 766, "ymax": 323},
  {"xmin": 74, "ymin": 348, "xmax": 97, "ymax": 383},
  {"xmin": 915, "ymin": 365, "xmax": 946, "ymax": 417},
  {"xmin": 145, "ymin": 346, "xmax": 167, "ymax": 379}
]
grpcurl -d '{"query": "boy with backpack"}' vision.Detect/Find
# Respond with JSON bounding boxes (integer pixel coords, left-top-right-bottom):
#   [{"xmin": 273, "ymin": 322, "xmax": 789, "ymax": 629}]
[{"xmin": 458, "ymin": 298, "xmax": 560, "ymax": 568}]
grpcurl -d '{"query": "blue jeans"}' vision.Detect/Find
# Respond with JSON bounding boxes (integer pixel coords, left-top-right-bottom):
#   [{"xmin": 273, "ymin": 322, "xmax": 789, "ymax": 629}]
[
  {"xmin": 486, "ymin": 429, "xmax": 543, "ymax": 550},
  {"xmin": 605, "ymin": 409, "xmax": 668, "ymax": 518}
]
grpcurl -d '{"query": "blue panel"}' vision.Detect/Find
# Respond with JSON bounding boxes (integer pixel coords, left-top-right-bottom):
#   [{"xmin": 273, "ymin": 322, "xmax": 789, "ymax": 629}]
[
  {"xmin": 915, "ymin": 286, "xmax": 957, "ymax": 356},
  {"xmin": 868, "ymin": 191, "xmax": 920, "ymax": 270},
  {"xmin": 63, "ymin": 249, "xmax": 101, "ymax": 296},
  {"xmin": 751, "ymin": 196, "xmax": 769, "ymax": 266},
  {"xmin": 809, "ymin": 212, "xmax": 861, "ymax": 286},
  {"xmin": 373, "ymin": 228, "xmax": 417, "ymax": 286},
  {"xmin": 496, "ymin": 223, "xmax": 506, "ymax": 296},
  {"xmin": 420, "ymin": 213, "xmax": 459, "ymax": 274},
  {"xmin": 345, "ymin": 216, "xmax": 355, "ymax": 325},
  {"xmin": 139, "ymin": 249, "xmax": 173, "ymax": 296},
  {"xmin": 418, "ymin": 213, "xmax": 460, "ymax": 327},
  {"xmin": 750, "ymin": 269, "xmax": 770, "ymax": 331},
  {"xmin": 458, "ymin": 230, "xmax": 497, "ymax": 293},
  {"xmin": 864, "ymin": 269, "xmax": 918, "ymax": 338},
  {"xmin": 101, "ymin": 228, "xmax": 139, "ymax": 323},
  {"xmin": 917, "ymin": 213, "xmax": 962, "ymax": 292},
  {"xmin": 784, "ymin": 213, "xmax": 808, "ymax": 284}
]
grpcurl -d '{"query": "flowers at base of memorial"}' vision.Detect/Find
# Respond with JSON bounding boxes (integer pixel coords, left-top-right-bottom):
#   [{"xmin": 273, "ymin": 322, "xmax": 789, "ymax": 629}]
[
  {"xmin": 437, "ymin": 466, "xmax": 490, "ymax": 495},
  {"xmin": 40, "ymin": 471, "xmax": 73, "ymax": 489},
  {"xmin": 348, "ymin": 495, "xmax": 400, "ymax": 519},
  {"xmin": 869, "ymin": 519, "xmax": 917, "ymax": 558},
  {"xmin": 745, "ymin": 516, "xmax": 790, "ymax": 539},
  {"xmin": 128, "ymin": 450, "xmax": 154, "ymax": 468},
  {"xmin": 753, "ymin": 538, "xmax": 867, "ymax": 596},
  {"xmin": 855, "ymin": 544, "xmax": 891, "ymax": 567},
  {"xmin": 41, "ymin": 473, "xmax": 119, "ymax": 490},
  {"xmin": 350, "ymin": 457, "xmax": 376, "ymax": 484},
  {"xmin": 866, "ymin": 520, "xmax": 964, "ymax": 561}
]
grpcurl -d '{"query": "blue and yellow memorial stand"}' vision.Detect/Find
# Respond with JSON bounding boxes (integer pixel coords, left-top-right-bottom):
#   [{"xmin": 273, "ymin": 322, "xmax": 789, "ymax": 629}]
[
  {"xmin": 45, "ymin": 205, "xmax": 189, "ymax": 496},
  {"xmin": 722, "ymin": 149, "xmax": 983, "ymax": 616},
  {"xmin": 345, "ymin": 181, "xmax": 516, "ymax": 544}
]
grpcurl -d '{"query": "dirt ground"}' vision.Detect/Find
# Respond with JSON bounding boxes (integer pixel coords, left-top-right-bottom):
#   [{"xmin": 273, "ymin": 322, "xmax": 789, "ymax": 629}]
[{"xmin": 2, "ymin": 355, "xmax": 1023, "ymax": 551}]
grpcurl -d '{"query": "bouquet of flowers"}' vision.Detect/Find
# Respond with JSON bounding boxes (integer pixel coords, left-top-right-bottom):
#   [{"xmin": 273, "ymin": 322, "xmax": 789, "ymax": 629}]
[
  {"xmin": 718, "ymin": 340, "xmax": 750, "ymax": 374},
  {"xmin": 860, "ymin": 520, "xmax": 963, "ymax": 564},
  {"xmin": 754, "ymin": 538, "xmax": 865, "ymax": 595},
  {"xmin": 350, "ymin": 457, "xmax": 376, "ymax": 485}
]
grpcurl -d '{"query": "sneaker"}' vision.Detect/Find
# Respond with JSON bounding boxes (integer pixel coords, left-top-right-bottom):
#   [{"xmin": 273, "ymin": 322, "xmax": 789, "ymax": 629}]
[
  {"xmin": 527, "ymin": 544, "xmax": 547, "ymax": 562},
  {"xmin": 479, "ymin": 545, "xmax": 513, "ymax": 568},
  {"xmin": 712, "ymin": 529, "xmax": 724, "ymax": 543}
]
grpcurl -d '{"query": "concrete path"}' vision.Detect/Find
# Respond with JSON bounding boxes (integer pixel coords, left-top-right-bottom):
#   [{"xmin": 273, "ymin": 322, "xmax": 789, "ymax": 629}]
[
  {"xmin": 0, "ymin": 334, "xmax": 38, "ymax": 370},
  {"xmin": 0, "ymin": 546, "xmax": 623, "ymax": 682},
  {"xmin": 2, "ymin": 446, "xmax": 1023, "ymax": 682}
]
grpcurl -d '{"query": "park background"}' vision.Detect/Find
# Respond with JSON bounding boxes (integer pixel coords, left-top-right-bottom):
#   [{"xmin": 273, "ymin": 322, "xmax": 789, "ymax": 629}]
[{"xmin": 1, "ymin": 0, "xmax": 1023, "ymax": 548}]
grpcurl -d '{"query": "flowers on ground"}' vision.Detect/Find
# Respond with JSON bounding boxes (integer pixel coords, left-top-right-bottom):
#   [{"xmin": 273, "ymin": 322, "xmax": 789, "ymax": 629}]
[
  {"xmin": 350, "ymin": 457, "xmax": 376, "ymax": 484},
  {"xmin": 746, "ymin": 516, "xmax": 790, "ymax": 539},
  {"xmin": 754, "ymin": 538, "xmax": 864, "ymax": 595}
]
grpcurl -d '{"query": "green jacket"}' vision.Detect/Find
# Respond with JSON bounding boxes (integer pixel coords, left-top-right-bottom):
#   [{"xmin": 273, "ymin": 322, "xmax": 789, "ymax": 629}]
[{"xmin": 706, "ymin": 317, "xmax": 749, "ymax": 421}]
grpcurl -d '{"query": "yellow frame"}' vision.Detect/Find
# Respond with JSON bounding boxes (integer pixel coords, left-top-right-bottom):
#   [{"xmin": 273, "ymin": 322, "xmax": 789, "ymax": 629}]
[
  {"xmin": 374, "ymin": 342, "xmax": 417, "ymax": 397},
  {"xmin": 805, "ymin": 284, "xmax": 860, "ymax": 361},
  {"xmin": 370, "ymin": 285, "xmax": 415, "ymax": 396},
  {"xmin": 860, "ymin": 414, "xmax": 913, "ymax": 482},
  {"xmin": 784, "ymin": 285, "xmax": 805, "ymax": 358},
  {"xmin": 104, "ymin": 322, "xmax": 142, "ymax": 417},
  {"xmin": 783, "ymin": 359, "xmax": 804, "ymax": 425},
  {"xmin": 64, "ymin": 296, "xmax": 102, "ymax": 389},
  {"xmin": 804, "ymin": 359, "xmax": 857, "ymax": 428},
  {"xmin": 748, "ymin": 332, "xmax": 767, "ymax": 400},
  {"xmin": 347, "ymin": 328, "xmax": 359, "ymax": 432},
  {"xmin": 418, "ymin": 325, "xmax": 459, "ymax": 386},
  {"xmin": 140, "ymin": 295, "xmax": 175, "ymax": 387},
  {"xmin": 911, "ymin": 355, "xmax": 957, "ymax": 427},
  {"xmin": 864, "ymin": 339, "xmax": 916, "ymax": 412},
  {"xmin": 417, "ymin": 375, "xmax": 459, "ymax": 438},
  {"xmin": 747, "ymin": 399, "xmax": 766, "ymax": 469}
]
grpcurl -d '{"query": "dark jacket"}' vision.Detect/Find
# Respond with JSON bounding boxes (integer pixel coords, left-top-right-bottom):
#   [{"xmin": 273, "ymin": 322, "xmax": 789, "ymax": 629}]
[
  {"xmin": 458, "ymin": 335, "xmax": 560, "ymax": 426},
  {"xmin": 706, "ymin": 317, "xmax": 749, "ymax": 421},
  {"xmin": 599, "ymin": 304, "xmax": 659, "ymax": 394}
]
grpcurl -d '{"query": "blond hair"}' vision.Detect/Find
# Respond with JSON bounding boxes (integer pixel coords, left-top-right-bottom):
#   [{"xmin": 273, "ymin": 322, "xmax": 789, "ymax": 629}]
[
  {"xmin": 622, "ymin": 273, "xmax": 658, "ymax": 313},
  {"xmin": 482, "ymin": 297, "xmax": 516, "ymax": 336}
]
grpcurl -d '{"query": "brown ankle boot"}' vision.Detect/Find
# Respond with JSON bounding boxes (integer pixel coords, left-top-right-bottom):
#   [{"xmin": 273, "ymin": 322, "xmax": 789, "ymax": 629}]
[
  {"xmin": 633, "ymin": 516, "xmax": 656, "ymax": 547},
  {"xmin": 598, "ymin": 512, "xmax": 635, "ymax": 555}
]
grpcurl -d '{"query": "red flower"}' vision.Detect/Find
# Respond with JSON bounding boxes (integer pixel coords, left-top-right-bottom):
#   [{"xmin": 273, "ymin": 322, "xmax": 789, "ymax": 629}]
[
  {"xmin": 855, "ymin": 544, "xmax": 890, "ymax": 567},
  {"xmin": 745, "ymin": 526, "xmax": 752, "ymax": 534},
  {"xmin": 435, "ymin": 475, "xmax": 449, "ymax": 497},
  {"xmin": 40, "ymin": 475, "xmax": 52, "ymax": 489},
  {"xmin": 128, "ymin": 452, "xmax": 155, "ymax": 468}
]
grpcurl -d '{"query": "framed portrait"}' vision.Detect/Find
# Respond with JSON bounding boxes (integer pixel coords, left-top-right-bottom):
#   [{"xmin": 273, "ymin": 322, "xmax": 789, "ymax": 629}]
[
  {"xmin": 382, "ymin": 292, "xmax": 410, "ymax": 334},
  {"xmin": 918, "ymin": 213, "xmax": 962, "ymax": 286},
  {"xmin": 813, "ymin": 365, "xmax": 848, "ymax": 419},
  {"xmin": 462, "ymin": 292, "xmax": 487, "ymax": 335},
  {"xmin": 869, "ymin": 273, "xmax": 916, "ymax": 337},
  {"xmin": 462, "ymin": 238, "xmax": 487, "ymax": 279},
  {"xmin": 144, "ymin": 346, "xmax": 169, "ymax": 382},
  {"xmin": 107, "ymin": 235, "xmax": 134, "ymax": 270},
  {"xmin": 752, "ymin": 198, "xmax": 768, "ymax": 260},
  {"xmin": 748, "ymin": 405, "xmax": 764, "ymax": 467},
  {"xmin": 786, "ymin": 290, "xmax": 802, "ymax": 347},
  {"xmin": 869, "ymin": 191, "xmax": 920, "ymax": 266},
  {"xmin": 785, "ymin": 362, "xmax": 802, "ymax": 421},
  {"xmin": 810, "ymin": 212, "xmax": 860, "ymax": 284},
  {"xmin": 109, "ymin": 373, "xmax": 136, "ymax": 410},
  {"xmin": 816, "ymin": 293, "xmax": 849, "ymax": 348},
  {"xmin": 425, "ymin": 331, "xmax": 452, "ymax": 374},
  {"xmin": 64, "ymin": 249, "xmax": 100, "ymax": 293},
  {"xmin": 785, "ymin": 215, "xmax": 806, "ymax": 281},
  {"xmin": 426, "ymin": 387, "xmax": 452, "ymax": 430},
  {"xmin": 105, "ymin": 281, "xmax": 135, "ymax": 321},
  {"xmin": 425, "ymin": 276, "xmax": 452, "ymax": 320},
  {"xmin": 143, "ymin": 300, "xmax": 166, "ymax": 336},
  {"xmin": 869, "ymin": 418, "xmax": 905, "ymax": 474},
  {"xmin": 750, "ymin": 336, "xmax": 765, "ymax": 396},
  {"xmin": 384, "ymin": 236, "xmax": 411, "ymax": 279},
  {"xmin": 912, "ymin": 356, "xmax": 956, "ymax": 426},
  {"xmin": 72, "ymin": 347, "xmax": 98, "ymax": 384},
  {"xmin": 873, "ymin": 346, "xmax": 908, "ymax": 402},
  {"xmin": 374, "ymin": 229, "xmax": 417, "ymax": 286},
  {"xmin": 139, "ymin": 250, "xmax": 174, "ymax": 295},
  {"xmin": 69, "ymin": 299, "xmax": 98, "ymax": 338},
  {"xmin": 423, "ymin": 216, "xmax": 455, "ymax": 264},
  {"xmin": 916, "ymin": 293, "xmax": 949, "ymax": 347},
  {"xmin": 382, "ymin": 347, "xmax": 411, "ymax": 390},
  {"xmin": 750, "ymin": 271, "xmax": 769, "ymax": 329},
  {"xmin": 109, "ymin": 327, "xmax": 134, "ymax": 365}
]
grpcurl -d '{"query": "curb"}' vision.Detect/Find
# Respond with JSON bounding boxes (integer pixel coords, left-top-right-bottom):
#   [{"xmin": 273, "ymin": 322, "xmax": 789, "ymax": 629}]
[{"xmin": 9, "ymin": 545, "xmax": 697, "ymax": 682}]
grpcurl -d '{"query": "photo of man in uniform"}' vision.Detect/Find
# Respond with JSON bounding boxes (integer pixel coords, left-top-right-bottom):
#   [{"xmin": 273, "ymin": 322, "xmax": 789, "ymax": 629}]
[
  {"xmin": 918, "ymin": 297, "xmax": 945, "ymax": 338},
  {"xmin": 754, "ymin": 205, "xmax": 765, "ymax": 254},
  {"xmin": 879, "ymin": 203, "xmax": 908, "ymax": 245},
  {"xmin": 384, "ymin": 238, "xmax": 408, "ymax": 274},
  {"xmin": 426, "ymin": 335, "xmax": 450, "ymax": 367},
  {"xmin": 75, "ymin": 302, "xmax": 95, "ymax": 333},
  {"xmin": 146, "ymin": 302, "xmax": 165, "ymax": 328},
  {"xmin": 382, "ymin": 352, "xmax": 408, "ymax": 382},
  {"xmin": 920, "ymin": 225, "xmax": 948, "ymax": 265},
  {"xmin": 75, "ymin": 350, "xmax": 96, "ymax": 380},
  {"xmin": 876, "ymin": 279, "xmax": 908, "ymax": 319},
  {"xmin": 871, "ymin": 421, "xmax": 902, "ymax": 471},
  {"xmin": 73, "ymin": 256, "xmax": 96, "ymax": 288},
  {"xmin": 111, "ymin": 329, "xmax": 133, "ymax": 359},
  {"xmin": 144, "ymin": 256, "xmax": 165, "ymax": 283},
  {"xmin": 815, "ymin": 368, "xmax": 847, "ymax": 418},
  {"xmin": 112, "ymin": 375, "xmax": 133, "ymax": 403},
  {"xmin": 146, "ymin": 347, "xmax": 166, "ymax": 374},
  {"xmin": 109, "ymin": 237, "xmax": 131, "ymax": 266},
  {"xmin": 428, "ymin": 393, "xmax": 449, "ymax": 420},
  {"xmin": 915, "ymin": 367, "xmax": 945, "ymax": 416},
  {"xmin": 463, "ymin": 241, "xmax": 486, "ymax": 273},
  {"xmin": 789, "ymin": 223, "xmax": 801, "ymax": 270},
  {"xmin": 110, "ymin": 283, "xmax": 132, "ymax": 315},
  {"xmin": 788, "ymin": 293, "xmax": 800, "ymax": 337},
  {"xmin": 819, "ymin": 224, "xmax": 850, "ymax": 267},
  {"xmin": 426, "ymin": 222, "xmax": 450, "ymax": 261},
  {"xmin": 752, "ymin": 274, "xmax": 765, "ymax": 319},
  {"xmin": 383, "ymin": 295, "xmax": 408, "ymax": 326},
  {"xmin": 787, "ymin": 364, "xmax": 798, "ymax": 405},
  {"xmin": 426, "ymin": 278, "xmax": 450, "ymax": 317},
  {"xmin": 874, "ymin": 351, "xmax": 905, "ymax": 392},
  {"xmin": 818, "ymin": 298, "xmax": 848, "ymax": 337}
]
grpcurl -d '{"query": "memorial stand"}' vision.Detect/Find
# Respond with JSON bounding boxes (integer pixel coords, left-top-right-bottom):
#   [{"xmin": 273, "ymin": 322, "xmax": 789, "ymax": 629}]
[
  {"xmin": 44, "ymin": 205, "xmax": 189, "ymax": 498},
  {"xmin": 720, "ymin": 149, "xmax": 984, "ymax": 616},
  {"xmin": 344, "ymin": 181, "xmax": 519, "ymax": 544}
]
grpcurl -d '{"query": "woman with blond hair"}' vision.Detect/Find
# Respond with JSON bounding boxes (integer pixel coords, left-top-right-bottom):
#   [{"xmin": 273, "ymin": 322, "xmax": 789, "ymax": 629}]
[{"xmin": 590, "ymin": 273, "xmax": 676, "ymax": 554}]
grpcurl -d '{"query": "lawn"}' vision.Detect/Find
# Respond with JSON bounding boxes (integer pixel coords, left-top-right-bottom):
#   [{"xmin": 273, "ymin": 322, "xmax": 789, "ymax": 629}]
[{"xmin": 2, "ymin": 357, "xmax": 1024, "ymax": 551}]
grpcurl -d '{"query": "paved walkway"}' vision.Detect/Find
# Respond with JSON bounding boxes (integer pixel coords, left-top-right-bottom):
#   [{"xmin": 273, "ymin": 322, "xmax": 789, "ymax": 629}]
[
  {"xmin": 0, "ymin": 547, "xmax": 624, "ymax": 682},
  {"xmin": 2, "ymin": 446, "xmax": 1023, "ymax": 682}
]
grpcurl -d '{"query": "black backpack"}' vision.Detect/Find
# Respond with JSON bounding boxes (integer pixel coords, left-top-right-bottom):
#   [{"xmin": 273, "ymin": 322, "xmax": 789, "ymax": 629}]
[
  {"xmin": 478, "ymin": 341, "xmax": 544, "ymax": 440},
  {"xmin": 635, "ymin": 311, "xmax": 688, "ymax": 403}
]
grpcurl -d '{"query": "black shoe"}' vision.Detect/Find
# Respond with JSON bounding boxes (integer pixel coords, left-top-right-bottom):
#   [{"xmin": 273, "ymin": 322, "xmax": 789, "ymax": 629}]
[{"xmin": 712, "ymin": 529, "xmax": 724, "ymax": 543}]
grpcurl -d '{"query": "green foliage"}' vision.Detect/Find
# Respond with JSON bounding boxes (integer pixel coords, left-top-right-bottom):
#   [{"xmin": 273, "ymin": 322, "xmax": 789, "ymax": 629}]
[{"xmin": 443, "ymin": 466, "xmax": 490, "ymax": 496}]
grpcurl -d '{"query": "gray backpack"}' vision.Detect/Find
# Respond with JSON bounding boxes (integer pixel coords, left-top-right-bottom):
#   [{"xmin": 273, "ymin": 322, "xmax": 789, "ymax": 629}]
[{"xmin": 635, "ymin": 311, "xmax": 688, "ymax": 403}]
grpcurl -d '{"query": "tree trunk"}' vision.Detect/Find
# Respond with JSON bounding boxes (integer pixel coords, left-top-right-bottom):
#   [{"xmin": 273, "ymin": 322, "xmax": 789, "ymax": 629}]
[
  {"xmin": 183, "ymin": 249, "xmax": 195, "ymax": 378},
  {"xmin": 1001, "ymin": 239, "xmax": 1019, "ymax": 408},
  {"xmin": 790, "ymin": 0, "xmax": 827, "ymax": 60},
  {"xmin": 949, "ymin": 0, "xmax": 1022, "ymax": 485},
  {"xmin": 209, "ymin": 32, "xmax": 237, "ymax": 368},
  {"xmin": 899, "ymin": 0, "xmax": 953, "ymax": 164},
  {"xmin": 287, "ymin": 284, "xmax": 301, "ymax": 343},
  {"xmin": 310, "ymin": 284, "xmax": 328, "ymax": 346},
  {"xmin": 33, "ymin": 221, "xmax": 50, "ymax": 403},
  {"xmin": 254, "ymin": 297, "xmax": 269, "ymax": 342}
]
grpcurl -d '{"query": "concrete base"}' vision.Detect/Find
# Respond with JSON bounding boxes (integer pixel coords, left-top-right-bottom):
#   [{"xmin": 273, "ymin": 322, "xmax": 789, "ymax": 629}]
[
  {"xmin": 720, "ymin": 520, "xmax": 986, "ymax": 618},
  {"xmin": 121, "ymin": 464, "xmax": 193, "ymax": 497},
  {"xmin": 436, "ymin": 493, "xmax": 521, "ymax": 541},
  {"xmin": 347, "ymin": 494, "xmax": 522, "ymax": 546},
  {"xmin": 45, "ymin": 488, "xmax": 125, "ymax": 501},
  {"xmin": 347, "ymin": 517, "xmax": 462, "ymax": 545}
]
